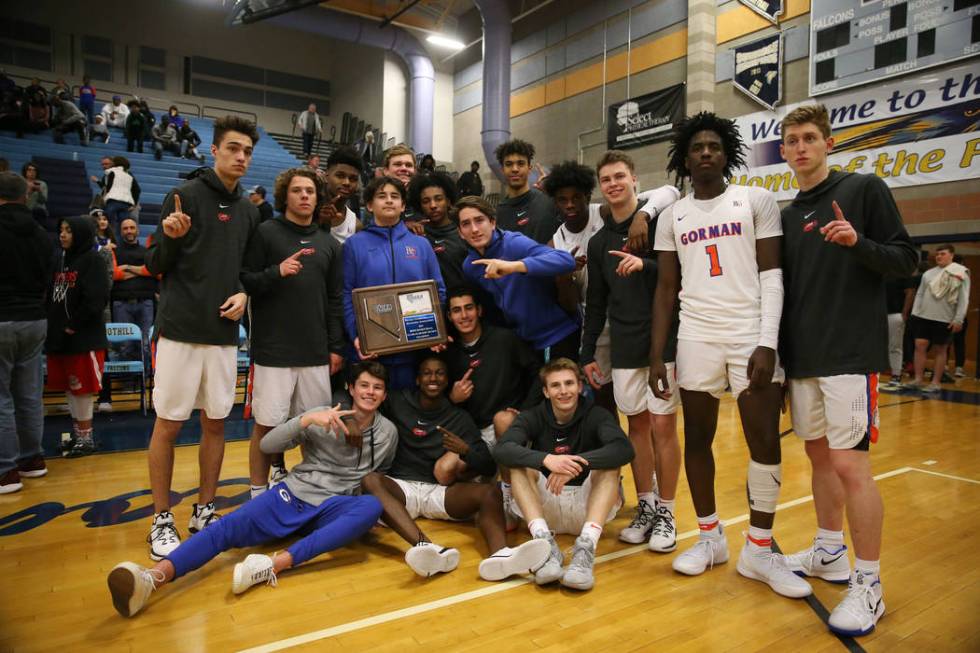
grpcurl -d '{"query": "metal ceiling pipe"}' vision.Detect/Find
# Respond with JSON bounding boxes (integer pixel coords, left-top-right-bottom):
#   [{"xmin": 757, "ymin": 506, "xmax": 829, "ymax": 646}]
[{"xmin": 472, "ymin": 0, "xmax": 512, "ymax": 182}]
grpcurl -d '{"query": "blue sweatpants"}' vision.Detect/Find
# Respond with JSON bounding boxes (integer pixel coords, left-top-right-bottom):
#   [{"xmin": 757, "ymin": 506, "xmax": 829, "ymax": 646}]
[{"xmin": 167, "ymin": 483, "xmax": 382, "ymax": 578}]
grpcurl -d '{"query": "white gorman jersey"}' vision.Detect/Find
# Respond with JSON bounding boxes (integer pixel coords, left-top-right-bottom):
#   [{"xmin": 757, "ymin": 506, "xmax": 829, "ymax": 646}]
[
  {"xmin": 654, "ymin": 184, "xmax": 781, "ymax": 343},
  {"xmin": 330, "ymin": 206, "xmax": 358, "ymax": 244}
]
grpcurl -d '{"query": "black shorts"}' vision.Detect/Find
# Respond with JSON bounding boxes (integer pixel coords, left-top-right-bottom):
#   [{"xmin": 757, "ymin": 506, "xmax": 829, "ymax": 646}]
[{"xmin": 911, "ymin": 316, "xmax": 952, "ymax": 347}]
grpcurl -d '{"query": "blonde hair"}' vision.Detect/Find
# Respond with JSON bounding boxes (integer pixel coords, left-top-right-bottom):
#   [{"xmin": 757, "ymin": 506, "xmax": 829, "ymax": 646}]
[{"xmin": 781, "ymin": 104, "xmax": 831, "ymax": 140}]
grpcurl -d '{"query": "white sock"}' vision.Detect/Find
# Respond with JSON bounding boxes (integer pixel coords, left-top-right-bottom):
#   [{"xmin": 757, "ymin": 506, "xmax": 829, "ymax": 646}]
[
  {"xmin": 659, "ymin": 498, "xmax": 675, "ymax": 515},
  {"xmin": 250, "ymin": 485, "xmax": 267, "ymax": 499},
  {"xmin": 697, "ymin": 513, "xmax": 722, "ymax": 540},
  {"xmin": 580, "ymin": 521, "xmax": 602, "ymax": 547},
  {"xmin": 651, "ymin": 471, "xmax": 659, "ymax": 496},
  {"xmin": 747, "ymin": 525, "xmax": 773, "ymax": 552},
  {"xmin": 854, "ymin": 557, "xmax": 880, "ymax": 578},
  {"xmin": 816, "ymin": 528, "xmax": 845, "ymax": 546},
  {"xmin": 637, "ymin": 491, "xmax": 656, "ymax": 506},
  {"xmin": 528, "ymin": 518, "xmax": 549, "ymax": 539}
]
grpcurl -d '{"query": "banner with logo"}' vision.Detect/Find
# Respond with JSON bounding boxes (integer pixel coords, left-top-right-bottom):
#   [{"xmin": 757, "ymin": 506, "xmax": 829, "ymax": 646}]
[
  {"xmin": 733, "ymin": 33, "xmax": 782, "ymax": 110},
  {"xmin": 729, "ymin": 62, "xmax": 980, "ymax": 200},
  {"xmin": 738, "ymin": 0, "xmax": 783, "ymax": 24},
  {"xmin": 607, "ymin": 83, "xmax": 685, "ymax": 150}
]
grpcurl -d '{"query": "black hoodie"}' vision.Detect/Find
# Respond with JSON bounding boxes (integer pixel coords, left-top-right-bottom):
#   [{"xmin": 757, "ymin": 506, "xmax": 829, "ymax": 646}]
[
  {"xmin": 46, "ymin": 216, "xmax": 109, "ymax": 354},
  {"xmin": 495, "ymin": 188, "xmax": 562, "ymax": 245},
  {"xmin": 424, "ymin": 221, "xmax": 468, "ymax": 293},
  {"xmin": 383, "ymin": 388, "xmax": 494, "ymax": 484},
  {"xmin": 0, "ymin": 202, "xmax": 52, "ymax": 321},
  {"xmin": 493, "ymin": 398, "xmax": 634, "ymax": 486},
  {"xmin": 780, "ymin": 171, "xmax": 918, "ymax": 378},
  {"xmin": 146, "ymin": 167, "xmax": 259, "ymax": 346}
]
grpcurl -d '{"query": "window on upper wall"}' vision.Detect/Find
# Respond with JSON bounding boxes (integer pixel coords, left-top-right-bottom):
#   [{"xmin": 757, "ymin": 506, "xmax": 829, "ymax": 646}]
[
  {"xmin": 189, "ymin": 55, "xmax": 331, "ymax": 114},
  {"xmin": 0, "ymin": 19, "xmax": 52, "ymax": 71},
  {"xmin": 139, "ymin": 46, "xmax": 166, "ymax": 90},
  {"xmin": 82, "ymin": 35, "xmax": 113, "ymax": 82}
]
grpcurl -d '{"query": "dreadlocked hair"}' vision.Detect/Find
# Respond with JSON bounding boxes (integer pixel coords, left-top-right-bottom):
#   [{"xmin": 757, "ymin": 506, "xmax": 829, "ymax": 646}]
[
  {"xmin": 541, "ymin": 160, "xmax": 596, "ymax": 198},
  {"xmin": 666, "ymin": 112, "xmax": 747, "ymax": 191}
]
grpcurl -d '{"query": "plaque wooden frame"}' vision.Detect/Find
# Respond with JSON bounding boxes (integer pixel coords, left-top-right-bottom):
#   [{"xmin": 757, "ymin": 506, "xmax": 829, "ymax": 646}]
[{"xmin": 352, "ymin": 280, "xmax": 447, "ymax": 356}]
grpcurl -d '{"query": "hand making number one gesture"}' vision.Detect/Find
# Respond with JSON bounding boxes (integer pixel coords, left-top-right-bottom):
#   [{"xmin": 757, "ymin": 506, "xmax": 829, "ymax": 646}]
[
  {"xmin": 819, "ymin": 200, "xmax": 857, "ymax": 247},
  {"xmin": 162, "ymin": 194, "xmax": 192, "ymax": 239}
]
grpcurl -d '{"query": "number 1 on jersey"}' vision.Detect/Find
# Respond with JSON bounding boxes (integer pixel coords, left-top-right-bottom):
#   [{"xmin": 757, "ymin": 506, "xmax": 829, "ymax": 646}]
[{"xmin": 705, "ymin": 244, "xmax": 723, "ymax": 277}]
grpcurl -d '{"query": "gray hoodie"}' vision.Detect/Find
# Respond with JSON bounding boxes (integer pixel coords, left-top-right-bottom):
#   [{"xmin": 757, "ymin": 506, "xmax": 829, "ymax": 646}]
[{"xmin": 260, "ymin": 408, "xmax": 397, "ymax": 506}]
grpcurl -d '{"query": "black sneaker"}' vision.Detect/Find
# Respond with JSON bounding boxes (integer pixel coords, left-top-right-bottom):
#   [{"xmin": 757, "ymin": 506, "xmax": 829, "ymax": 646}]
[{"xmin": 66, "ymin": 438, "xmax": 96, "ymax": 458}]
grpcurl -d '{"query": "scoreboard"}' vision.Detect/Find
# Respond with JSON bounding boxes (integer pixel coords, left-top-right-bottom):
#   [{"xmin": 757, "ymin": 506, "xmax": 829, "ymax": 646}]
[{"xmin": 809, "ymin": 0, "xmax": 980, "ymax": 96}]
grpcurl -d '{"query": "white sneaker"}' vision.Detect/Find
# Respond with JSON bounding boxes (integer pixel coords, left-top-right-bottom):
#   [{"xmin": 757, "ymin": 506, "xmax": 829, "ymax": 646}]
[
  {"xmin": 147, "ymin": 512, "xmax": 181, "ymax": 561},
  {"xmin": 828, "ymin": 572, "xmax": 885, "ymax": 636},
  {"xmin": 533, "ymin": 532, "xmax": 564, "ymax": 585},
  {"xmin": 647, "ymin": 505, "xmax": 677, "ymax": 553},
  {"xmin": 405, "ymin": 542, "xmax": 459, "ymax": 577},
  {"xmin": 108, "ymin": 562, "xmax": 164, "ymax": 617},
  {"xmin": 560, "ymin": 535, "xmax": 597, "ymax": 591},
  {"xmin": 96, "ymin": 402, "xmax": 113, "ymax": 413},
  {"xmin": 954, "ymin": 367, "xmax": 965, "ymax": 378},
  {"xmin": 736, "ymin": 544, "xmax": 813, "ymax": 598},
  {"xmin": 672, "ymin": 534, "xmax": 729, "ymax": 576},
  {"xmin": 619, "ymin": 498, "xmax": 656, "ymax": 544},
  {"xmin": 232, "ymin": 553, "xmax": 277, "ymax": 595},
  {"xmin": 478, "ymin": 539, "xmax": 551, "ymax": 581},
  {"xmin": 783, "ymin": 539, "xmax": 850, "ymax": 583},
  {"xmin": 188, "ymin": 501, "xmax": 220, "ymax": 534},
  {"xmin": 270, "ymin": 463, "xmax": 288, "ymax": 485}
]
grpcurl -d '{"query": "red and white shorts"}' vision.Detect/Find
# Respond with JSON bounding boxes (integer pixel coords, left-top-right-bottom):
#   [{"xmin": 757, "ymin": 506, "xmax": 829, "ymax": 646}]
[{"xmin": 46, "ymin": 350, "xmax": 106, "ymax": 395}]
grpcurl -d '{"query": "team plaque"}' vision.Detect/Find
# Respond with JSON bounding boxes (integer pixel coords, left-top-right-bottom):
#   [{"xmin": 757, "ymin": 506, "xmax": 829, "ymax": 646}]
[{"xmin": 352, "ymin": 280, "xmax": 447, "ymax": 356}]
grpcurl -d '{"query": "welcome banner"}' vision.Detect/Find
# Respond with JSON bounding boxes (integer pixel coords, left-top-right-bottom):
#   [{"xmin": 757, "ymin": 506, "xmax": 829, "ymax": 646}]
[{"xmin": 729, "ymin": 62, "xmax": 980, "ymax": 201}]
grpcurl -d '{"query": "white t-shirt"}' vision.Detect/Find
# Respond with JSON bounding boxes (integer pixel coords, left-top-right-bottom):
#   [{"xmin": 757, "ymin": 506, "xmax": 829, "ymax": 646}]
[
  {"xmin": 654, "ymin": 184, "xmax": 781, "ymax": 343},
  {"xmin": 330, "ymin": 207, "xmax": 358, "ymax": 244}
]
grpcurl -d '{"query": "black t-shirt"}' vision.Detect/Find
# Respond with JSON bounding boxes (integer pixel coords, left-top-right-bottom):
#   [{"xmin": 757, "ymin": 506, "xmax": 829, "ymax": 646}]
[
  {"xmin": 885, "ymin": 276, "xmax": 914, "ymax": 314},
  {"xmin": 495, "ymin": 188, "xmax": 561, "ymax": 244}
]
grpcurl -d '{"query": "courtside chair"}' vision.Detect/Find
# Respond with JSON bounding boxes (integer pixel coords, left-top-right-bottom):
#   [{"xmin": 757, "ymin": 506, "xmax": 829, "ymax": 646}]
[{"xmin": 104, "ymin": 322, "xmax": 148, "ymax": 415}]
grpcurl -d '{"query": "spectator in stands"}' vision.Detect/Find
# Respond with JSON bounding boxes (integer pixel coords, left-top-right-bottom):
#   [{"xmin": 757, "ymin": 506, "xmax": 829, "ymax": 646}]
[
  {"xmin": 46, "ymin": 215, "xmax": 110, "ymax": 457},
  {"xmin": 138, "ymin": 99, "xmax": 155, "ymax": 143},
  {"xmin": 102, "ymin": 95, "xmax": 129, "ymax": 129},
  {"xmin": 166, "ymin": 106, "xmax": 185, "ymax": 132},
  {"xmin": 91, "ymin": 210, "xmax": 117, "ymax": 413},
  {"xmin": 384, "ymin": 144, "xmax": 416, "ymax": 188},
  {"xmin": 354, "ymin": 130, "xmax": 377, "ymax": 185},
  {"xmin": 78, "ymin": 75, "xmax": 97, "ymax": 125},
  {"xmin": 152, "ymin": 116, "xmax": 180, "ymax": 160},
  {"xmin": 25, "ymin": 78, "xmax": 46, "ymax": 105},
  {"xmin": 103, "ymin": 156, "xmax": 141, "ymax": 233},
  {"xmin": 112, "ymin": 216, "xmax": 157, "ymax": 376},
  {"xmin": 90, "ymin": 156, "xmax": 114, "ymax": 207},
  {"xmin": 297, "ymin": 102, "xmax": 322, "ymax": 157},
  {"xmin": 25, "ymin": 79, "xmax": 50, "ymax": 134},
  {"xmin": 22, "ymin": 163, "xmax": 47, "ymax": 221},
  {"xmin": 419, "ymin": 154, "xmax": 436, "ymax": 173},
  {"xmin": 457, "ymin": 161, "xmax": 483, "ymax": 198},
  {"xmin": 89, "ymin": 114, "xmax": 110, "ymax": 144},
  {"xmin": 125, "ymin": 100, "xmax": 146, "ymax": 153},
  {"xmin": 50, "ymin": 96, "xmax": 89, "ymax": 146},
  {"xmin": 248, "ymin": 185, "xmax": 273, "ymax": 223},
  {"xmin": 306, "ymin": 154, "xmax": 321, "ymax": 170},
  {"xmin": 50, "ymin": 79, "xmax": 72, "ymax": 103},
  {"xmin": 0, "ymin": 172, "xmax": 54, "ymax": 492},
  {"xmin": 178, "ymin": 120, "xmax": 205, "ymax": 163}
]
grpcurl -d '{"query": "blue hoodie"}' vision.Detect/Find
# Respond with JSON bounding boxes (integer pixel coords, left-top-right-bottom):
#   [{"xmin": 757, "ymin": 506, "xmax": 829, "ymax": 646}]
[
  {"xmin": 462, "ymin": 229, "xmax": 579, "ymax": 350},
  {"xmin": 343, "ymin": 220, "xmax": 446, "ymax": 365}
]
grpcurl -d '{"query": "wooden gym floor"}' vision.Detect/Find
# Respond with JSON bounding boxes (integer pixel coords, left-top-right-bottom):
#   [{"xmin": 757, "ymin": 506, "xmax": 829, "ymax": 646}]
[{"xmin": 1, "ymin": 380, "xmax": 978, "ymax": 652}]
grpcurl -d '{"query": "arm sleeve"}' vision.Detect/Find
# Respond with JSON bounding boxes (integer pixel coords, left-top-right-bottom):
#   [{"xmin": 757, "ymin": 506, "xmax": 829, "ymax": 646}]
[
  {"xmin": 850, "ymin": 176, "xmax": 919, "ymax": 278},
  {"xmin": 326, "ymin": 238, "xmax": 347, "ymax": 354},
  {"xmin": 519, "ymin": 237, "xmax": 576, "ymax": 277},
  {"xmin": 239, "ymin": 228, "xmax": 280, "ymax": 297},
  {"xmin": 636, "ymin": 186, "xmax": 680, "ymax": 220},
  {"xmin": 111, "ymin": 247, "xmax": 125, "ymax": 281},
  {"xmin": 259, "ymin": 415, "xmax": 306, "ymax": 454},
  {"xmin": 131, "ymin": 177, "xmax": 141, "ymax": 204},
  {"xmin": 580, "ymin": 235, "xmax": 609, "ymax": 364},
  {"xmin": 579, "ymin": 408, "xmax": 635, "ymax": 469},
  {"xmin": 653, "ymin": 205, "xmax": 677, "ymax": 251},
  {"xmin": 492, "ymin": 413, "xmax": 548, "ymax": 470},
  {"xmin": 750, "ymin": 188, "xmax": 783, "ymax": 239},
  {"xmin": 145, "ymin": 190, "xmax": 184, "ymax": 275}
]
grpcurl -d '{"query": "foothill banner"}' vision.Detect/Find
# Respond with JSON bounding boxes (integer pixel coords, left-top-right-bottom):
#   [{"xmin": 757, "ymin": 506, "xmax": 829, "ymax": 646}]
[
  {"xmin": 729, "ymin": 62, "xmax": 980, "ymax": 200},
  {"xmin": 607, "ymin": 83, "xmax": 685, "ymax": 150}
]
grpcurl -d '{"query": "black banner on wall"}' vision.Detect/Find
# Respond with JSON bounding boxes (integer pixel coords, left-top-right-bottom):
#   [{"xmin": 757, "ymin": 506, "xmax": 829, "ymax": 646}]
[
  {"xmin": 607, "ymin": 83, "xmax": 685, "ymax": 151},
  {"xmin": 738, "ymin": 0, "xmax": 784, "ymax": 24},
  {"xmin": 732, "ymin": 32, "xmax": 782, "ymax": 110}
]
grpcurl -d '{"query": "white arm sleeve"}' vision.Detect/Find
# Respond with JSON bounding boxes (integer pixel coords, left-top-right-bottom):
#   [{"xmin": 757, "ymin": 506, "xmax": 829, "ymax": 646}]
[
  {"xmin": 759, "ymin": 268, "xmax": 783, "ymax": 350},
  {"xmin": 637, "ymin": 185, "xmax": 681, "ymax": 219}
]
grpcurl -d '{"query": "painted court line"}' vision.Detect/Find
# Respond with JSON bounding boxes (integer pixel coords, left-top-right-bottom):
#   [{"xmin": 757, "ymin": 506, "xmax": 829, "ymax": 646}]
[
  {"xmin": 240, "ymin": 465, "xmax": 920, "ymax": 653},
  {"xmin": 909, "ymin": 467, "xmax": 980, "ymax": 485}
]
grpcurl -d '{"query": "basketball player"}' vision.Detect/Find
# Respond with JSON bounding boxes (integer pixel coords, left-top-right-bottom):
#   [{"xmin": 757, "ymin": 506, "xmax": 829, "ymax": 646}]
[
  {"xmin": 241, "ymin": 167, "xmax": 345, "ymax": 498},
  {"xmin": 651, "ymin": 112, "xmax": 811, "ymax": 598},
  {"xmin": 778, "ymin": 104, "xmax": 917, "ymax": 635},
  {"xmin": 494, "ymin": 139, "xmax": 561, "ymax": 244},
  {"xmin": 582, "ymin": 150, "xmax": 683, "ymax": 553},
  {"xmin": 493, "ymin": 358, "xmax": 634, "ymax": 591},
  {"xmin": 319, "ymin": 146, "xmax": 363, "ymax": 244},
  {"xmin": 360, "ymin": 356, "xmax": 550, "ymax": 580},
  {"xmin": 107, "ymin": 363, "xmax": 396, "ymax": 617},
  {"xmin": 144, "ymin": 116, "xmax": 260, "ymax": 561},
  {"xmin": 407, "ymin": 172, "xmax": 468, "ymax": 292}
]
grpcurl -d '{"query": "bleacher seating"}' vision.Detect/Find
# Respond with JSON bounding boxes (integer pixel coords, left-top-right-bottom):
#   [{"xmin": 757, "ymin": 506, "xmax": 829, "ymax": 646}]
[{"xmin": 0, "ymin": 116, "xmax": 302, "ymax": 223}]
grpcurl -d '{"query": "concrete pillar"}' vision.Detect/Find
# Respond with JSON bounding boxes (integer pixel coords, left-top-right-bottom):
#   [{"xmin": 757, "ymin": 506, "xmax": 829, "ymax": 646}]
[{"xmin": 686, "ymin": 0, "xmax": 716, "ymax": 114}]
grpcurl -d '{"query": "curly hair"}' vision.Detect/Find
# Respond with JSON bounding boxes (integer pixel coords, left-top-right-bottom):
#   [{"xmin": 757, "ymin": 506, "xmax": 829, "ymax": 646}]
[
  {"xmin": 407, "ymin": 171, "xmax": 458, "ymax": 213},
  {"xmin": 494, "ymin": 139, "xmax": 535, "ymax": 165},
  {"xmin": 326, "ymin": 146, "xmax": 363, "ymax": 173},
  {"xmin": 541, "ymin": 160, "xmax": 596, "ymax": 198},
  {"xmin": 666, "ymin": 112, "xmax": 747, "ymax": 189},
  {"xmin": 273, "ymin": 167, "xmax": 322, "ymax": 213}
]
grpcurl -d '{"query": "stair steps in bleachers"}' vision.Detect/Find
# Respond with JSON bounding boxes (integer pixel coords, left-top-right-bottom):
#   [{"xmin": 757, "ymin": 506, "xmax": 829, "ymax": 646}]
[
  {"xmin": 33, "ymin": 156, "xmax": 91, "ymax": 221},
  {"xmin": 267, "ymin": 132, "xmax": 338, "ymax": 162}
]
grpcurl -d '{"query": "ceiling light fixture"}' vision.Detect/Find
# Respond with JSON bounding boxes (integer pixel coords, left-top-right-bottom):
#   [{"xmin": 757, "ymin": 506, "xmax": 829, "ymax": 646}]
[{"xmin": 426, "ymin": 34, "xmax": 465, "ymax": 50}]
